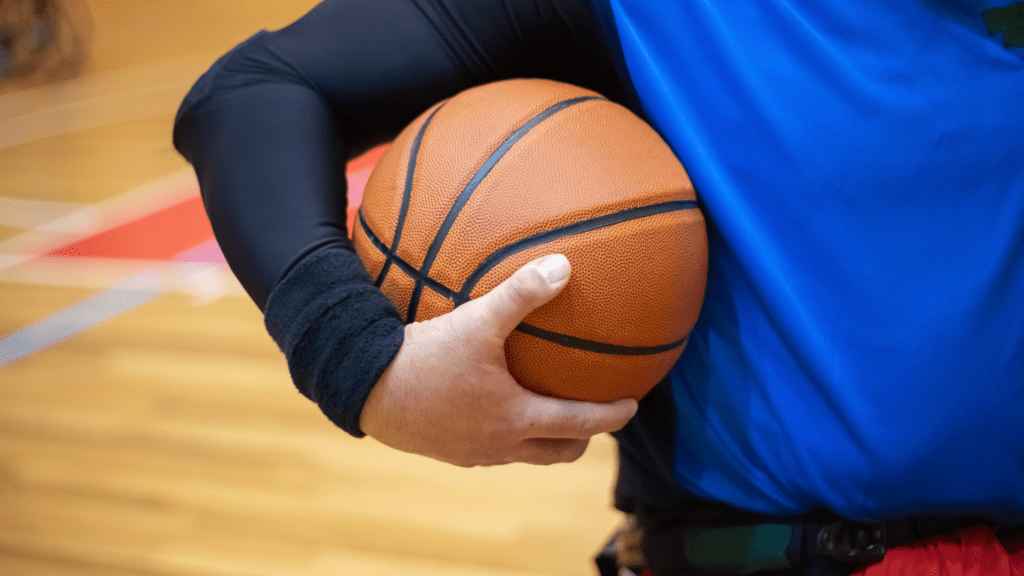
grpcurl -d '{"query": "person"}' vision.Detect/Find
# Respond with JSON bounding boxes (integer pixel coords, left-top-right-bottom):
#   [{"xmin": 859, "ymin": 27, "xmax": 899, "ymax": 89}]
[
  {"xmin": 0, "ymin": 0, "xmax": 91, "ymax": 88},
  {"xmin": 172, "ymin": 0, "xmax": 1024, "ymax": 574}
]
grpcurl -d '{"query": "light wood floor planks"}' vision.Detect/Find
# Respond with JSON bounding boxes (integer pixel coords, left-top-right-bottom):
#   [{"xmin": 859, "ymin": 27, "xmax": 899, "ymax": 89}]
[{"xmin": 0, "ymin": 2, "xmax": 624, "ymax": 575}]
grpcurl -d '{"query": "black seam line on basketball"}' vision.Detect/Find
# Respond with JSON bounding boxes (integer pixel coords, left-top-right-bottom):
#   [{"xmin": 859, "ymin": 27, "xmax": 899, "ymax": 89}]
[
  {"xmin": 374, "ymin": 104, "xmax": 445, "ymax": 289},
  {"xmin": 515, "ymin": 322, "xmax": 688, "ymax": 356},
  {"xmin": 358, "ymin": 210, "xmax": 459, "ymax": 302},
  {"xmin": 406, "ymin": 95, "xmax": 606, "ymax": 320},
  {"xmin": 453, "ymin": 199, "xmax": 698, "ymax": 306}
]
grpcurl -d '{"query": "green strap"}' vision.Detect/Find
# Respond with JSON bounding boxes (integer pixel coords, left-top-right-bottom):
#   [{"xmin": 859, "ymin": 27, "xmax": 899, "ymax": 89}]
[
  {"xmin": 983, "ymin": 2, "xmax": 1024, "ymax": 47},
  {"xmin": 683, "ymin": 524, "xmax": 794, "ymax": 575}
]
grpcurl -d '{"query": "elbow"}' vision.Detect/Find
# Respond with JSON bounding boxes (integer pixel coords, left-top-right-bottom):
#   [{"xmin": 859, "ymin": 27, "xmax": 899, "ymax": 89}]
[{"xmin": 173, "ymin": 30, "xmax": 295, "ymax": 161}]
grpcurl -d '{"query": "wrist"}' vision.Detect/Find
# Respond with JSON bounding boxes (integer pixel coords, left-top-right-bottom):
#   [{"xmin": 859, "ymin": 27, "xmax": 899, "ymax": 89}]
[{"xmin": 264, "ymin": 246, "xmax": 405, "ymax": 437}]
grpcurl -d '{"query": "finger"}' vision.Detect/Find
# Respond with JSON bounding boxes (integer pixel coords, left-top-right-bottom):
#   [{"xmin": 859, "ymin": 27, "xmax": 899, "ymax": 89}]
[
  {"xmin": 466, "ymin": 254, "xmax": 571, "ymax": 338},
  {"xmin": 516, "ymin": 396, "xmax": 639, "ymax": 440},
  {"xmin": 513, "ymin": 438, "xmax": 591, "ymax": 465}
]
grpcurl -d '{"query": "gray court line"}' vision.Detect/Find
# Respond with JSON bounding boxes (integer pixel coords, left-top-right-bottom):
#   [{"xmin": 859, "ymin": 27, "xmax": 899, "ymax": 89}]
[{"xmin": 0, "ymin": 270, "xmax": 162, "ymax": 367}]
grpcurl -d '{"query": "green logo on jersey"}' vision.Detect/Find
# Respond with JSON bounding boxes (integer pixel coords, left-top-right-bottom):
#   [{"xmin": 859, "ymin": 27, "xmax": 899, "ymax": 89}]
[{"xmin": 984, "ymin": 2, "xmax": 1024, "ymax": 47}]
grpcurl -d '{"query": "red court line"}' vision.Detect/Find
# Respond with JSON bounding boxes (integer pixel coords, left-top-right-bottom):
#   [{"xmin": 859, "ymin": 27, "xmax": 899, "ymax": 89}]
[
  {"xmin": 347, "ymin": 144, "xmax": 388, "ymax": 173},
  {"xmin": 40, "ymin": 147, "xmax": 383, "ymax": 264},
  {"xmin": 47, "ymin": 196, "xmax": 214, "ymax": 261}
]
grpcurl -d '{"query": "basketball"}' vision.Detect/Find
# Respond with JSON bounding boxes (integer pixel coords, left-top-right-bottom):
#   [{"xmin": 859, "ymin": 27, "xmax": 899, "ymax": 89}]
[{"xmin": 352, "ymin": 78, "xmax": 707, "ymax": 402}]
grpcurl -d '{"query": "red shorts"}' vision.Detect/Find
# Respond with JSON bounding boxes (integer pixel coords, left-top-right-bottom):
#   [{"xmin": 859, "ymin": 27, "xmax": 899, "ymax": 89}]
[{"xmin": 855, "ymin": 526, "xmax": 1024, "ymax": 576}]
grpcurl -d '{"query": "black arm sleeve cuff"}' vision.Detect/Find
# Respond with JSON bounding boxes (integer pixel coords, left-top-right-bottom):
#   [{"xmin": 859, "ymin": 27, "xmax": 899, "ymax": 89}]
[{"xmin": 264, "ymin": 246, "xmax": 404, "ymax": 437}]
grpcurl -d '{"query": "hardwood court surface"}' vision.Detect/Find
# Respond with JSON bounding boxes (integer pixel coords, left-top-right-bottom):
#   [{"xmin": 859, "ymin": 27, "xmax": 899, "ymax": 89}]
[{"xmin": 0, "ymin": 2, "xmax": 623, "ymax": 575}]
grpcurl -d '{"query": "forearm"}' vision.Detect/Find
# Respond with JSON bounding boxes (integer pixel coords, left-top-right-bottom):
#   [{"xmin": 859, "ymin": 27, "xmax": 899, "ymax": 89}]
[{"xmin": 172, "ymin": 0, "xmax": 632, "ymax": 436}]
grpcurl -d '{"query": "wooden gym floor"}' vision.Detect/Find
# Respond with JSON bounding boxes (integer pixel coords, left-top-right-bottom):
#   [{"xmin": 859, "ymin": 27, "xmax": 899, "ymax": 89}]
[{"xmin": 0, "ymin": 2, "xmax": 622, "ymax": 574}]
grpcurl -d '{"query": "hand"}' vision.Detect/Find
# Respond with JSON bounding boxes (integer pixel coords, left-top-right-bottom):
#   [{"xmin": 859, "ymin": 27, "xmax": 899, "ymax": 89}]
[{"xmin": 359, "ymin": 254, "xmax": 639, "ymax": 467}]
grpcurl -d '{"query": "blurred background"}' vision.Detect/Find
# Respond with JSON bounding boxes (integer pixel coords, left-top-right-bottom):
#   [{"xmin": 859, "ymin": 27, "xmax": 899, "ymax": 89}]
[{"xmin": 0, "ymin": 1, "xmax": 621, "ymax": 574}]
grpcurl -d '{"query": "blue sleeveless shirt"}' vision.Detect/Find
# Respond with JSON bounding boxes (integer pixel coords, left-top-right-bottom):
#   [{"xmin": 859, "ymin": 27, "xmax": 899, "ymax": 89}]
[{"xmin": 607, "ymin": 0, "xmax": 1024, "ymax": 522}]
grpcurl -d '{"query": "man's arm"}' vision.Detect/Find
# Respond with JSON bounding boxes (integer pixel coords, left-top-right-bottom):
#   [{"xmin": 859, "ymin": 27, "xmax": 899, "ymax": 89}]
[{"xmin": 172, "ymin": 0, "xmax": 639, "ymax": 461}]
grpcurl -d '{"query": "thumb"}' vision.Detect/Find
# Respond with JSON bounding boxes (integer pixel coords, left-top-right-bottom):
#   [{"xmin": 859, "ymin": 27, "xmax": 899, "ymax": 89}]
[{"xmin": 468, "ymin": 254, "xmax": 571, "ymax": 338}]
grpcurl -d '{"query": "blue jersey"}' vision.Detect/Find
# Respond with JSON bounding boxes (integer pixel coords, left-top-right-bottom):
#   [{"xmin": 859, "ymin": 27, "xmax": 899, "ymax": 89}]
[{"xmin": 608, "ymin": 0, "xmax": 1024, "ymax": 521}]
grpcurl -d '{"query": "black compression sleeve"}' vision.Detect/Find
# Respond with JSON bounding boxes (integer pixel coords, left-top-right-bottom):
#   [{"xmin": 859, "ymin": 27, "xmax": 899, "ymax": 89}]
[{"xmin": 172, "ymin": 0, "xmax": 635, "ymax": 436}]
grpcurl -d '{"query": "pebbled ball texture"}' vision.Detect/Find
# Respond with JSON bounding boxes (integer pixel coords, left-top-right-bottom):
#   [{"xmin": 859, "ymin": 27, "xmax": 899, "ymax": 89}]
[{"xmin": 353, "ymin": 78, "xmax": 708, "ymax": 402}]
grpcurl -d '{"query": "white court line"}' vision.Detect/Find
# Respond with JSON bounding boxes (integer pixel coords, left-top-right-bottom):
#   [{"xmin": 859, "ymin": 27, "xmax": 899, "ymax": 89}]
[
  {"xmin": 0, "ymin": 256, "xmax": 243, "ymax": 298},
  {"xmin": 0, "ymin": 271, "xmax": 162, "ymax": 367},
  {"xmin": 0, "ymin": 54, "xmax": 219, "ymax": 150},
  {"xmin": 0, "ymin": 168, "xmax": 199, "ymax": 269},
  {"xmin": 0, "ymin": 259, "xmax": 244, "ymax": 367},
  {"xmin": 0, "ymin": 197, "xmax": 88, "ymax": 229},
  {"xmin": 0, "ymin": 168, "xmax": 223, "ymax": 366}
]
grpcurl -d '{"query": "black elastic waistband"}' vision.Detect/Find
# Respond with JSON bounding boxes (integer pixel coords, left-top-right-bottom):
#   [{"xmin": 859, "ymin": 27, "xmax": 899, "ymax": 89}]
[{"xmin": 623, "ymin": 503, "xmax": 1008, "ymax": 576}]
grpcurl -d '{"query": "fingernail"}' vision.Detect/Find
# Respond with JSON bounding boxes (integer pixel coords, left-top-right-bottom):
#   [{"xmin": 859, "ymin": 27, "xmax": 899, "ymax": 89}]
[{"xmin": 536, "ymin": 254, "xmax": 570, "ymax": 285}]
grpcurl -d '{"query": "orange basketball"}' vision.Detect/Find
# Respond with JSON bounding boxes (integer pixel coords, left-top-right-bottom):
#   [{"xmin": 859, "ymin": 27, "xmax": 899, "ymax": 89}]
[{"xmin": 352, "ymin": 79, "xmax": 707, "ymax": 402}]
